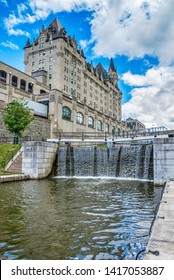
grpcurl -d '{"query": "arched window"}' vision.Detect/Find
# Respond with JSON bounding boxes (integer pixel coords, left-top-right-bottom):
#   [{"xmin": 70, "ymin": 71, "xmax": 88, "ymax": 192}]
[
  {"xmin": 105, "ymin": 123, "xmax": 109, "ymax": 133},
  {"xmin": 97, "ymin": 120, "xmax": 102, "ymax": 131},
  {"xmin": 112, "ymin": 126, "xmax": 115, "ymax": 135},
  {"xmin": 88, "ymin": 116, "xmax": 94, "ymax": 128},
  {"xmin": 62, "ymin": 106, "xmax": 71, "ymax": 121},
  {"xmin": 76, "ymin": 112, "xmax": 84, "ymax": 125},
  {"xmin": 40, "ymin": 89, "xmax": 46, "ymax": 94},
  {"xmin": 20, "ymin": 79, "xmax": 26, "ymax": 90},
  {"xmin": 0, "ymin": 70, "xmax": 7, "ymax": 83},
  {"xmin": 28, "ymin": 82, "xmax": 33, "ymax": 93},
  {"xmin": 12, "ymin": 75, "xmax": 18, "ymax": 87}
]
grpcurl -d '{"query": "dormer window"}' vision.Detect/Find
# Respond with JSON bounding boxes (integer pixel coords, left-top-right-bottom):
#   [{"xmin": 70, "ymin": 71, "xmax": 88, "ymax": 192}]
[{"xmin": 40, "ymin": 37, "xmax": 45, "ymax": 42}]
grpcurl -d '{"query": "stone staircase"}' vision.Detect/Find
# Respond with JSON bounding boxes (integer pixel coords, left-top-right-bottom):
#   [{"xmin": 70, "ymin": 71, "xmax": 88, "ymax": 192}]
[{"xmin": 5, "ymin": 149, "xmax": 22, "ymax": 174}]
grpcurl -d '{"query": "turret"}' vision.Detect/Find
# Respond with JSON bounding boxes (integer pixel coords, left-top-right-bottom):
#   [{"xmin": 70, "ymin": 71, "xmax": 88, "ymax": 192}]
[{"xmin": 108, "ymin": 58, "xmax": 118, "ymax": 85}]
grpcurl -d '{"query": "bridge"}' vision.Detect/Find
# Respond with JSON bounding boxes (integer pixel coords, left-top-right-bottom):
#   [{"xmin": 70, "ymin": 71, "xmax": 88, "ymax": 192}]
[{"xmin": 47, "ymin": 126, "xmax": 174, "ymax": 144}]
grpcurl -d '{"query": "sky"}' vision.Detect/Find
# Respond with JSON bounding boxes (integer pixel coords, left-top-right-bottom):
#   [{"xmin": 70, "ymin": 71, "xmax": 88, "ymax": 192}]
[{"xmin": 0, "ymin": 0, "xmax": 174, "ymax": 129}]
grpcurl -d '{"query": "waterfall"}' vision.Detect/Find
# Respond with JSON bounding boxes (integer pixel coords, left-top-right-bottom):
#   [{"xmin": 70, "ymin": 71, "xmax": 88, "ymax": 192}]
[
  {"xmin": 119, "ymin": 145, "xmax": 143, "ymax": 178},
  {"xmin": 143, "ymin": 144, "xmax": 153, "ymax": 179},
  {"xmin": 57, "ymin": 146, "xmax": 67, "ymax": 176},
  {"xmin": 56, "ymin": 144, "xmax": 153, "ymax": 180},
  {"xmin": 73, "ymin": 147, "xmax": 95, "ymax": 176}
]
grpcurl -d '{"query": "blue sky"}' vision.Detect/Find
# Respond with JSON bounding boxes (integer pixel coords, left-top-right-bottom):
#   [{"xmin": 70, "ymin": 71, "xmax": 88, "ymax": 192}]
[{"xmin": 0, "ymin": 0, "xmax": 174, "ymax": 128}]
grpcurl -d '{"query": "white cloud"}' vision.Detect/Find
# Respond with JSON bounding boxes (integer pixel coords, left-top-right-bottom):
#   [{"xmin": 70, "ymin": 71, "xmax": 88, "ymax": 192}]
[
  {"xmin": 4, "ymin": 3, "xmax": 36, "ymax": 36},
  {"xmin": 3, "ymin": 0, "xmax": 174, "ymax": 65},
  {"xmin": 1, "ymin": 0, "xmax": 8, "ymax": 6},
  {"xmin": 122, "ymin": 67, "xmax": 174, "ymax": 129},
  {"xmin": 79, "ymin": 39, "xmax": 89, "ymax": 52},
  {"xmin": 1, "ymin": 41, "xmax": 19, "ymax": 50},
  {"xmin": 90, "ymin": 0, "xmax": 174, "ymax": 65}
]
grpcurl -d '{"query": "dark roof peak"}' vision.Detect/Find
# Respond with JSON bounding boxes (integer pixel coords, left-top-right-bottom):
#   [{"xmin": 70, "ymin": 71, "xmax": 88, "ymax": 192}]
[
  {"xmin": 109, "ymin": 58, "xmax": 116, "ymax": 73},
  {"xmin": 24, "ymin": 38, "xmax": 31, "ymax": 48}
]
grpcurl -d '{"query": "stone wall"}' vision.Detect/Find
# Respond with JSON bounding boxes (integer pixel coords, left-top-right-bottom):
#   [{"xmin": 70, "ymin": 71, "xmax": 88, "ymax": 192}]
[
  {"xmin": 154, "ymin": 137, "xmax": 174, "ymax": 184},
  {"xmin": 22, "ymin": 141, "xmax": 58, "ymax": 178},
  {"xmin": 0, "ymin": 108, "xmax": 51, "ymax": 141}
]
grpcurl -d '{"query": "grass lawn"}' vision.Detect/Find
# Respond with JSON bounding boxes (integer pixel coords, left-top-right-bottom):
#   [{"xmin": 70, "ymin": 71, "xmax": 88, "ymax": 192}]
[{"xmin": 0, "ymin": 144, "xmax": 21, "ymax": 173}]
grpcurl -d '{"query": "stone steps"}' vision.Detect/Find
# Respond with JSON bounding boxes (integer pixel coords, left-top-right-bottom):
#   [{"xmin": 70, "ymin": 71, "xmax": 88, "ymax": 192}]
[{"xmin": 6, "ymin": 153, "xmax": 22, "ymax": 174}]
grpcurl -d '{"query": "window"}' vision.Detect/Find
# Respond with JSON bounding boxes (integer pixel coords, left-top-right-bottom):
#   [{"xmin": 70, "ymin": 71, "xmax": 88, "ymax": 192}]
[
  {"xmin": 40, "ymin": 37, "xmax": 45, "ymax": 42},
  {"xmin": 11, "ymin": 75, "xmax": 18, "ymax": 87},
  {"xmin": 62, "ymin": 106, "xmax": 71, "ymax": 121},
  {"xmin": 0, "ymin": 70, "xmax": 7, "ymax": 83},
  {"xmin": 76, "ymin": 112, "xmax": 84, "ymax": 125},
  {"xmin": 97, "ymin": 120, "xmax": 102, "ymax": 131},
  {"xmin": 88, "ymin": 117, "xmax": 94, "ymax": 128},
  {"xmin": 20, "ymin": 79, "xmax": 26, "ymax": 90},
  {"xmin": 105, "ymin": 123, "xmax": 109, "ymax": 133},
  {"xmin": 112, "ymin": 126, "xmax": 115, "ymax": 135},
  {"xmin": 49, "ymin": 65, "xmax": 52, "ymax": 70},
  {"xmin": 28, "ymin": 82, "xmax": 33, "ymax": 93},
  {"xmin": 40, "ymin": 89, "xmax": 46, "ymax": 94}
]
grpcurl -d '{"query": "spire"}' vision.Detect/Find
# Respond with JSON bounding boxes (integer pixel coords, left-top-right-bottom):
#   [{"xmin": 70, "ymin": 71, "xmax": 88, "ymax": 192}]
[
  {"xmin": 109, "ymin": 58, "xmax": 116, "ymax": 73},
  {"xmin": 24, "ymin": 38, "xmax": 31, "ymax": 48}
]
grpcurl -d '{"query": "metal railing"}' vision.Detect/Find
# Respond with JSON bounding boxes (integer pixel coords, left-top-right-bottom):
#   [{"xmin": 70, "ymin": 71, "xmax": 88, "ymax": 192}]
[
  {"xmin": 1, "ymin": 128, "xmax": 173, "ymax": 144},
  {"xmin": 0, "ymin": 135, "xmax": 50, "ymax": 144},
  {"xmin": 54, "ymin": 129, "xmax": 174, "ymax": 142}
]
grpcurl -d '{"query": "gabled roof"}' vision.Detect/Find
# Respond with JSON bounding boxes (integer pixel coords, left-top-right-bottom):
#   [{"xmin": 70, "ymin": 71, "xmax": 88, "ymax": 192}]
[{"xmin": 95, "ymin": 63, "xmax": 107, "ymax": 79}]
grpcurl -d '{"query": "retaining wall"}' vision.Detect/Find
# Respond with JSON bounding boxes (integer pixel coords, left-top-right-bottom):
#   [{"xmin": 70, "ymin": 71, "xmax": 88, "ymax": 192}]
[
  {"xmin": 22, "ymin": 141, "xmax": 58, "ymax": 179},
  {"xmin": 154, "ymin": 138, "xmax": 174, "ymax": 184}
]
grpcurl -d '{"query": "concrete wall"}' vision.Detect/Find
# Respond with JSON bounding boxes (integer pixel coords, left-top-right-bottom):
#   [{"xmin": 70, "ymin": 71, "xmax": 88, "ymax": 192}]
[
  {"xmin": 22, "ymin": 141, "xmax": 58, "ymax": 178},
  {"xmin": 154, "ymin": 138, "xmax": 174, "ymax": 185}
]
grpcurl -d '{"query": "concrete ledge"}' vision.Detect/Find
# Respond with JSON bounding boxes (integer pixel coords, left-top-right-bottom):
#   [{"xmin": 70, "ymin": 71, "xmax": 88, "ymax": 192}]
[
  {"xmin": 0, "ymin": 174, "xmax": 30, "ymax": 183},
  {"xmin": 144, "ymin": 180, "xmax": 174, "ymax": 259}
]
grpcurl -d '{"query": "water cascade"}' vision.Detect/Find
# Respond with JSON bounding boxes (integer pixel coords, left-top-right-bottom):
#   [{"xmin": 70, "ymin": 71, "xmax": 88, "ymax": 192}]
[{"xmin": 56, "ymin": 144, "xmax": 153, "ymax": 180}]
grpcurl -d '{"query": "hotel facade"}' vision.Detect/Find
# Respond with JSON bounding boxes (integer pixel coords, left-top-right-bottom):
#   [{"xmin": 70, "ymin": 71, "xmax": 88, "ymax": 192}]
[{"xmin": 0, "ymin": 18, "xmax": 126, "ymax": 140}]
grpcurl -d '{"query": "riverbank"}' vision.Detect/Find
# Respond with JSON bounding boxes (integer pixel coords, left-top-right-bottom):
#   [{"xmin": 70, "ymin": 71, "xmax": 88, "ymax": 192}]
[
  {"xmin": 0, "ymin": 173, "xmax": 30, "ymax": 183},
  {"xmin": 144, "ymin": 179, "xmax": 174, "ymax": 259}
]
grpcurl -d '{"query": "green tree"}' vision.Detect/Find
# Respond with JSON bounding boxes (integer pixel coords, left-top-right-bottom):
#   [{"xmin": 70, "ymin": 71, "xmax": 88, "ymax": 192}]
[{"xmin": 2, "ymin": 99, "xmax": 34, "ymax": 138}]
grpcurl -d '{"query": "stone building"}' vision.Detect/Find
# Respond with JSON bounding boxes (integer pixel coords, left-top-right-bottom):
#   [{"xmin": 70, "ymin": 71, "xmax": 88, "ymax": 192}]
[
  {"xmin": 125, "ymin": 117, "xmax": 145, "ymax": 130},
  {"xmin": 0, "ymin": 18, "xmax": 126, "ymax": 140},
  {"xmin": 0, "ymin": 61, "xmax": 50, "ymax": 140}
]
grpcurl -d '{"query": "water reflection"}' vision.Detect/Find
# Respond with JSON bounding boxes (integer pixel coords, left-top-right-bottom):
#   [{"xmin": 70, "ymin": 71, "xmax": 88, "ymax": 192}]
[{"xmin": 0, "ymin": 178, "xmax": 162, "ymax": 260}]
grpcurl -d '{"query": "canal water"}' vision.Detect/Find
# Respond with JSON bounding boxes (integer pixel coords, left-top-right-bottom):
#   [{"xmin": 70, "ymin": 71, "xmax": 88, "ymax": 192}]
[{"xmin": 0, "ymin": 178, "xmax": 162, "ymax": 260}]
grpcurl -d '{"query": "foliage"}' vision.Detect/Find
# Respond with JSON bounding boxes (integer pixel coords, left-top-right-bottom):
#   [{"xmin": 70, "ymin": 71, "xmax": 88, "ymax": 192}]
[
  {"xmin": 97, "ymin": 143, "xmax": 107, "ymax": 148},
  {"xmin": 0, "ymin": 144, "xmax": 21, "ymax": 172},
  {"xmin": 2, "ymin": 99, "xmax": 34, "ymax": 137}
]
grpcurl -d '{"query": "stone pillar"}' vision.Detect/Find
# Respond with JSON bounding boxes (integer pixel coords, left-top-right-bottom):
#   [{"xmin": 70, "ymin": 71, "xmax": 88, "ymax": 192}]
[
  {"xmin": 84, "ymin": 107, "xmax": 88, "ymax": 132},
  {"xmin": 22, "ymin": 141, "xmax": 58, "ymax": 179},
  {"xmin": 72, "ymin": 102, "xmax": 77, "ymax": 132},
  {"xmin": 49, "ymin": 89, "xmax": 62, "ymax": 138}
]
